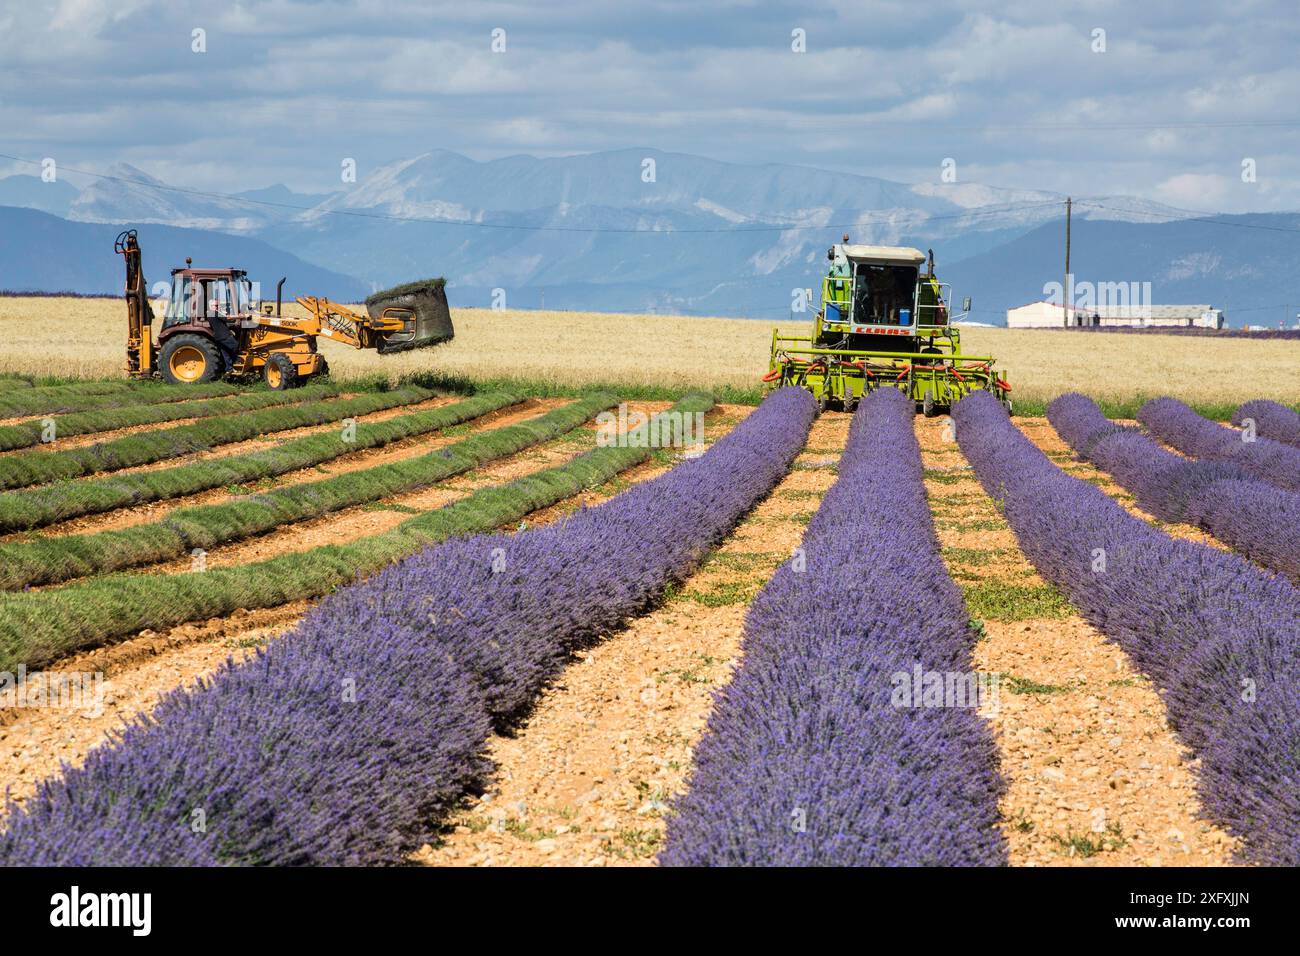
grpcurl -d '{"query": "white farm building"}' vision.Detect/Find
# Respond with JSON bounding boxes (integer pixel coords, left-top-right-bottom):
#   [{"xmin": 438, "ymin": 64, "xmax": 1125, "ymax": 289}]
[{"xmin": 1006, "ymin": 301, "xmax": 1225, "ymax": 329}]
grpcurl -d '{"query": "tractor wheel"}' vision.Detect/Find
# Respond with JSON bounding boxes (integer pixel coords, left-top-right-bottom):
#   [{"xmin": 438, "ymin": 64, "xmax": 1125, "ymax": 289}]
[
  {"xmin": 817, "ymin": 395, "xmax": 831, "ymax": 414},
  {"xmin": 923, "ymin": 393, "xmax": 936, "ymax": 418},
  {"xmin": 263, "ymin": 353, "xmax": 301, "ymax": 391},
  {"xmin": 845, "ymin": 397, "xmax": 859, "ymax": 413},
  {"xmin": 160, "ymin": 334, "xmax": 222, "ymax": 385},
  {"xmin": 1002, "ymin": 397, "xmax": 1014, "ymax": 417}
]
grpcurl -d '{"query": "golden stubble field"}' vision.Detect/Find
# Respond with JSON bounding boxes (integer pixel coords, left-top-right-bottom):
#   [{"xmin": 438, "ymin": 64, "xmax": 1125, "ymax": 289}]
[{"xmin": 2, "ymin": 296, "xmax": 1298, "ymax": 407}]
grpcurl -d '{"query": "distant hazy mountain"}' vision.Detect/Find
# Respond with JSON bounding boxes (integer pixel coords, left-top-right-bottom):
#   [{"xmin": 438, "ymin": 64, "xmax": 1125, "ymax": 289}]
[
  {"xmin": 0, "ymin": 205, "xmax": 368, "ymax": 300},
  {"xmin": 282, "ymin": 148, "xmax": 1183, "ymax": 284},
  {"xmin": 0, "ymin": 149, "xmax": 1286, "ymax": 324},
  {"xmin": 256, "ymin": 148, "xmax": 1195, "ymax": 313},
  {"xmin": 69, "ymin": 164, "xmax": 334, "ymax": 233},
  {"xmin": 0, "ymin": 175, "xmax": 78, "ymax": 218},
  {"xmin": 232, "ymin": 184, "xmax": 335, "ymax": 207},
  {"xmin": 942, "ymin": 214, "xmax": 1300, "ymax": 327},
  {"xmin": 315, "ymin": 148, "xmax": 960, "ymax": 218}
]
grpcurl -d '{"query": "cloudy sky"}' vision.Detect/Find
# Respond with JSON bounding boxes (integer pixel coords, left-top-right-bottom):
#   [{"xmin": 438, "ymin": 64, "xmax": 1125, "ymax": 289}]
[{"xmin": 3, "ymin": 0, "xmax": 1299, "ymax": 211}]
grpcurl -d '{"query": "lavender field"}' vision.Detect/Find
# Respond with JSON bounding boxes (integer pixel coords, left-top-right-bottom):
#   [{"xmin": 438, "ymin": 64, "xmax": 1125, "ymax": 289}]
[{"xmin": 0, "ymin": 373, "xmax": 1295, "ymax": 870}]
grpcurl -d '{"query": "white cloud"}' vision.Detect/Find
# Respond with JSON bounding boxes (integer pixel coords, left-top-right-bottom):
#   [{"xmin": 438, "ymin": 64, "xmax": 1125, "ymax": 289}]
[
  {"xmin": 50, "ymin": 0, "xmax": 153, "ymax": 31},
  {"xmin": 1, "ymin": 0, "xmax": 1298, "ymax": 211},
  {"xmin": 1153, "ymin": 173, "xmax": 1232, "ymax": 208}
]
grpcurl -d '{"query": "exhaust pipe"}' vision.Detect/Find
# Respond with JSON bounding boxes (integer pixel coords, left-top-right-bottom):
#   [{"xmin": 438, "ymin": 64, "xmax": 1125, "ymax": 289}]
[{"xmin": 276, "ymin": 277, "xmax": 286, "ymax": 316}]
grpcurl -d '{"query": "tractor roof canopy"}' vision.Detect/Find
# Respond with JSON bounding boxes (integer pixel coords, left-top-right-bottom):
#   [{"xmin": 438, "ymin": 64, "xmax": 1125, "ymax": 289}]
[
  {"xmin": 169, "ymin": 267, "xmax": 246, "ymax": 280},
  {"xmin": 838, "ymin": 244, "xmax": 926, "ymax": 265}
]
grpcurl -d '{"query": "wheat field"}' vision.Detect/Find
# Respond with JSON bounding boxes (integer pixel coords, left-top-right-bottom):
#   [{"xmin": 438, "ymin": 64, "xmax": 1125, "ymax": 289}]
[{"xmin": 2, "ymin": 296, "xmax": 1298, "ymax": 407}]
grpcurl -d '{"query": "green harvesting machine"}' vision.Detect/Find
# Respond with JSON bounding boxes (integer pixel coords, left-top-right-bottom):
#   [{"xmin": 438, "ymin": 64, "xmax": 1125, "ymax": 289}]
[{"xmin": 765, "ymin": 239, "xmax": 1011, "ymax": 415}]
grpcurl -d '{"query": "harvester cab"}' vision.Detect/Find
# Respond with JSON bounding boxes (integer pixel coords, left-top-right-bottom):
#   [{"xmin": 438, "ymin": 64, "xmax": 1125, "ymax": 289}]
[
  {"xmin": 766, "ymin": 239, "xmax": 1011, "ymax": 415},
  {"xmin": 116, "ymin": 229, "xmax": 454, "ymax": 390}
]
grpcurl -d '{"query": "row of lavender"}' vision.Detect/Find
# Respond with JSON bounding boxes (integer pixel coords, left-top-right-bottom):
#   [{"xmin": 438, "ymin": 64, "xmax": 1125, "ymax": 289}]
[
  {"xmin": 955, "ymin": 392, "xmax": 1300, "ymax": 865},
  {"xmin": 1233, "ymin": 398, "xmax": 1300, "ymax": 449},
  {"xmin": 0, "ymin": 388, "xmax": 816, "ymax": 866},
  {"xmin": 661, "ymin": 388, "xmax": 1006, "ymax": 866},
  {"xmin": 1139, "ymin": 397, "xmax": 1300, "ymax": 492},
  {"xmin": 1047, "ymin": 394, "xmax": 1300, "ymax": 583}
]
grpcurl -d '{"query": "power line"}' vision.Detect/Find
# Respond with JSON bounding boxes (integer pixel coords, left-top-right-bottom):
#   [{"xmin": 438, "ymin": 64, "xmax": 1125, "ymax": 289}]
[
  {"xmin": 9, "ymin": 150, "xmax": 1300, "ymax": 244},
  {"xmin": 1073, "ymin": 199, "xmax": 1300, "ymax": 234},
  {"xmin": 6, "ymin": 151, "xmax": 1300, "ymax": 328}
]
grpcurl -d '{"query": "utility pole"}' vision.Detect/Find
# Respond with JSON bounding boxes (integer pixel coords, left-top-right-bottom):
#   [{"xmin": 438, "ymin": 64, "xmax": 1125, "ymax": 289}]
[{"xmin": 1063, "ymin": 197, "xmax": 1072, "ymax": 327}]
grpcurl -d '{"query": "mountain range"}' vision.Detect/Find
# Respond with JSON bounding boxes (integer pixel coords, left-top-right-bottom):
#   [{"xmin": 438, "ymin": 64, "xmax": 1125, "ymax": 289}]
[
  {"xmin": 0, "ymin": 149, "xmax": 1294, "ymax": 327},
  {"xmin": 0, "ymin": 206, "xmax": 367, "ymax": 300}
]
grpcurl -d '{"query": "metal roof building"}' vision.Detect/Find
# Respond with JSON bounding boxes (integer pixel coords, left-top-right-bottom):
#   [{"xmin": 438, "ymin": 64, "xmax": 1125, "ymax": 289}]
[{"xmin": 1006, "ymin": 301, "xmax": 1225, "ymax": 329}]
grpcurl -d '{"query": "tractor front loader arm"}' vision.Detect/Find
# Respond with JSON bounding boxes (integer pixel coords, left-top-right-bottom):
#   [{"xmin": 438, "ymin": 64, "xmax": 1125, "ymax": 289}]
[{"xmin": 293, "ymin": 296, "xmax": 406, "ymax": 350}]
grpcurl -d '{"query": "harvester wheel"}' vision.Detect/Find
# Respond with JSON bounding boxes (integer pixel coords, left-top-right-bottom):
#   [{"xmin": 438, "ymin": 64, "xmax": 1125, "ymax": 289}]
[
  {"xmin": 1002, "ymin": 397, "xmax": 1014, "ymax": 416},
  {"xmin": 817, "ymin": 395, "xmax": 831, "ymax": 413},
  {"xmin": 263, "ymin": 353, "xmax": 301, "ymax": 391},
  {"xmin": 923, "ymin": 394, "xmax": 936, "ymax": 418},
  {"xmin": 159, "ymin": 334, "xmax": 221, "ymax": 385}
]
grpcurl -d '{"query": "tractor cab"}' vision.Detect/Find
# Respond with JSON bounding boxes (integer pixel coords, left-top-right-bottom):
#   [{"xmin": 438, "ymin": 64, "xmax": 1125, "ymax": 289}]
[
  {"xmin": 161, "ymin": 265, "xmax": 255, "ymax": 332},
  {"xmin": 766, "ymin": 238, "xmax": 1011, "ymax": 415},
  {"xmin": 820, "ymin": 244, "xmax": 949, "ymax": 353},
  {"xmin": 156, "ymin": 263, "xmax": 250, "ymax": 380}
]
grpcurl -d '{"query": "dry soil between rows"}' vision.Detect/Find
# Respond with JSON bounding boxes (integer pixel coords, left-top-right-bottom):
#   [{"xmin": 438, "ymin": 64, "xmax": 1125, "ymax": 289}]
[
  {"xmin": 0, "ymin": 392, "xmax": 480, "ymax": 544},
  {"xmin": 138, "ymin": 401, "xmax": 671, "ymax": 575}
]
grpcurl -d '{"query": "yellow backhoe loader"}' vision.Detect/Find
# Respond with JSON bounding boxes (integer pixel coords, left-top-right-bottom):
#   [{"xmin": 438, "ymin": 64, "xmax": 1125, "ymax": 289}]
[{"xmin": 118, "ymin": 229, "xmax": 453, "ymax": 389}]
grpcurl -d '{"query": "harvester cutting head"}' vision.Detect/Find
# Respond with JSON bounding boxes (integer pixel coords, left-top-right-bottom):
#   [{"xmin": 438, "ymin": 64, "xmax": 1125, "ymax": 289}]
[
  {"xmin": 765, "ymin": 240, "xmax": 1011, "ymax": 416},
  {"xmin": 364, "ymin": 278, "xmax": 454, "ymax": 354}
]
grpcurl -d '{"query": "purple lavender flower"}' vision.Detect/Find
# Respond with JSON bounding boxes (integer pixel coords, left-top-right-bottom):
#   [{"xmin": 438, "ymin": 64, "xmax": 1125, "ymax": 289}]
[
  {"xmin": 1234, "ymin": 399, "xmax": 1300, "ymax": 449},
  {"xmin": 661, "ymin": 388, "xmax": 1006, "ymax": 866},
  {"xmin": 1049, "ymin": 392, "xmax": 1300, "ymax": 584},
  {"xmin": 959, "ymin": 391, "xmax": 1300, "ymax": 866},
  {"xmin": 1139, "ymin": 397, "xmax": 1300, "ymax": 492}
]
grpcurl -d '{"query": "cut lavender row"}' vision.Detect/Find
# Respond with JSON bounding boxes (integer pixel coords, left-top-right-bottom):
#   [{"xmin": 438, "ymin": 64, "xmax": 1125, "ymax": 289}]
[{"xmin": 0, "ymin": 388, "xmax": 815, "ymax": 865}]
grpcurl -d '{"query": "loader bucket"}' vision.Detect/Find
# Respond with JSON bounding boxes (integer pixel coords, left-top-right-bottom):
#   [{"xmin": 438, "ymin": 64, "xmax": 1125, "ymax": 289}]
[{"xmin": 365, "ymin": 278, "xmax": 454, "ymax": 355}]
